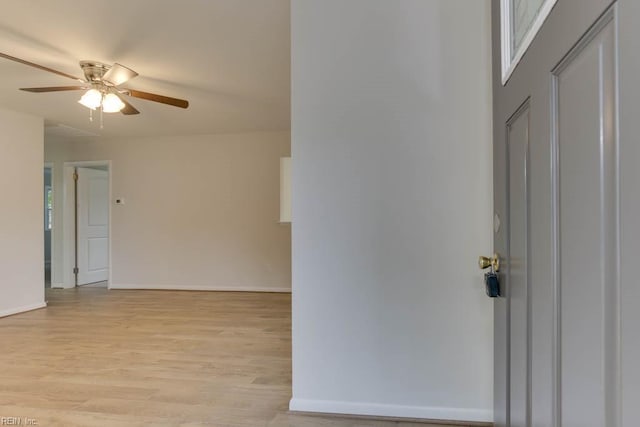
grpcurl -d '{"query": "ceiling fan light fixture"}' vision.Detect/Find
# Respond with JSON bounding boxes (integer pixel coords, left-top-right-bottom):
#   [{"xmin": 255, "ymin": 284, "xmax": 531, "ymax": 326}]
[
  {"xmin": 102, "ymin": 93, "xmax": 125, "ymax": 113},
  {"xmin": 1, "ymin": 53, "xmax": 189, "ymax": 120},
  {"xmin": 78, "ymin": 88, "xmax": 102, "ymax": 110}
]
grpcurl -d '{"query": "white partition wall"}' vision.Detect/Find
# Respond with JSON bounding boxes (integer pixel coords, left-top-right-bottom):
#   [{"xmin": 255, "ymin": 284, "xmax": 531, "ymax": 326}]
[
  {"xmin": 0, "ymin": 108, "xmax": 45, "ymax": 317},
  {"xmin": 291, "ymin": 0, "xmax": 493, "ymax": 422}
]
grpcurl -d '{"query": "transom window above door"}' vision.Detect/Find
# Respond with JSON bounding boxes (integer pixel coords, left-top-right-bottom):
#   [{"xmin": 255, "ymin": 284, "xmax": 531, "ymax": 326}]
[{"xmin": 501, "ymin": 0, "xmax": 559, "ymax": 84}]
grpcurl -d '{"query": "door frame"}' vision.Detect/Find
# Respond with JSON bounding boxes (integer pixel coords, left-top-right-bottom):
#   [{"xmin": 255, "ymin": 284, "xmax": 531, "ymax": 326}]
[{"xmin": 61, "ymin": 160, "xmax": 112, "ymax": 289}]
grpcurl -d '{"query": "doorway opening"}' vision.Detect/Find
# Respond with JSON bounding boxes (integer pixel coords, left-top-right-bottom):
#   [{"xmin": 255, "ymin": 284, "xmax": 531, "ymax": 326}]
[
  {"xmin": 62, "ymin": 161, "xmax": 111, "ymax": 288},
  {"xmin": 44, "ymin": 163, "xmax": 53, "ymax": 288}
]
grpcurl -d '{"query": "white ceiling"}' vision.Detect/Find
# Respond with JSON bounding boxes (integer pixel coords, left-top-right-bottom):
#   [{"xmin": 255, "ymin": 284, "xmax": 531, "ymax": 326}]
[{"xmin": 0, "ymin": 0, "xmax": 290, "ymax": 138}]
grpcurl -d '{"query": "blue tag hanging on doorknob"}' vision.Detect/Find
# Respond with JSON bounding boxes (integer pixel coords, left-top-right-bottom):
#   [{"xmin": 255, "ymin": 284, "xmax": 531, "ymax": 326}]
[
  {"xmin": 478, "ymin": 254, "xmax": 501, "ymax": 298},
  {"xmin": 484, "ymin": 271, "xmax": 501, "ymax": 298}
]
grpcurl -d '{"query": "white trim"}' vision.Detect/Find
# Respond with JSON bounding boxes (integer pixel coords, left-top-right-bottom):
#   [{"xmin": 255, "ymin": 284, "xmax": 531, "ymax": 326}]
[
  {"xmin": 0, "ymin": 301, "xmax": 47, "ymax": 318},
  {"xmin": 289, "ymin": 399, "xmax": 492, "ymax": 423},
  {"xmin": 109, "ymin": 283, "xmax": 291, "ymax": 293},
  {"xmin": 50, "ymin": 283, "xmax": 65, "ymax": 289},
  {"xmin": 501, "ymin": 0, "xmax": 559, "ymax": 85}
]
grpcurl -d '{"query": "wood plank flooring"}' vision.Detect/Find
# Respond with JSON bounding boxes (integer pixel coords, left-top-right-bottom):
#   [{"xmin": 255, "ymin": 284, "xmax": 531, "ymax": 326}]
[{"xmin": 0, "ymin": 288, "xmax": 478, "ymax": 426}]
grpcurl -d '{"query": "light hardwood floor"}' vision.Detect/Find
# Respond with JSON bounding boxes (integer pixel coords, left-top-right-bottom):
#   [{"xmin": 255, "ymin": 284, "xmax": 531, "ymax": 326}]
[{"xmin": 0, "ymin": 288, "xmax": 479, "ymax": 427}]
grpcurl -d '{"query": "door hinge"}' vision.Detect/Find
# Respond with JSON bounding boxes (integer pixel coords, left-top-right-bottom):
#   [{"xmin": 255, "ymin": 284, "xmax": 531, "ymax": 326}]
[
  {"xmin": 73, "ymin": 172, "xmax": 79, "ymax": 181},
  {"xmin": 73, "ymin": 267, "xmax": 79, "ymax": 275}
]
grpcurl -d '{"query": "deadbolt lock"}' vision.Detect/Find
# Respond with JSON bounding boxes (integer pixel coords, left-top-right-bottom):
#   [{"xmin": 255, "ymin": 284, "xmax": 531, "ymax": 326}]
[{"xmin": 478, "ymin": 253, "xmax": 500, "ymax": 272}]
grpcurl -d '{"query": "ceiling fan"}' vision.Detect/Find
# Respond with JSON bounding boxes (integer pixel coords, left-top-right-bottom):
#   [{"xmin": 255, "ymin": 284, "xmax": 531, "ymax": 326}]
[{"xmin": 0, "ymin": 52, "xmax": 189, "ymax": 118}]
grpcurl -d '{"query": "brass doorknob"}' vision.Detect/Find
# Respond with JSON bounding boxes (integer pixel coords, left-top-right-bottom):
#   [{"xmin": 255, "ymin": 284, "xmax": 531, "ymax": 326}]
[{"xmin": 478, "ymin": 253, "xmax": 500, "ymax": 272}]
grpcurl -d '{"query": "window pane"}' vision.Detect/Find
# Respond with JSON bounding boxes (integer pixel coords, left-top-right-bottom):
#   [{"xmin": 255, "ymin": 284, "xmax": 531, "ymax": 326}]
[{"xmin": 511, "ymin": 0, "xmax": 546, "ymax": 58}]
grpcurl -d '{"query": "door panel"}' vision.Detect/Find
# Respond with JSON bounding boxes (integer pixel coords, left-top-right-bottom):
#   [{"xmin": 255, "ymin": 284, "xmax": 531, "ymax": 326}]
[
  {"xmin": 77, "ymin": 168, "xmax": 109, "ymax": 285},
  {"xmin": 553, "ymin": 17, "xmax": 618, "ymax": 427},
  {"xmin": 507, "ymin": 102, "xmax": 530, "ymax": 427},
  {"xmin": 88, "ymin": 175, "xmax": 109, "ymax": 225},
  {"xmin": 88, "ymin": 237, "xmax": 109, "ymax": 271},
  {"xmin": 492, "ymin": 1, "xmax": 620, "ymax": 427},
  {"xmin": 618, "ymin": 3, "xmax": 640, "ymax": 426}
]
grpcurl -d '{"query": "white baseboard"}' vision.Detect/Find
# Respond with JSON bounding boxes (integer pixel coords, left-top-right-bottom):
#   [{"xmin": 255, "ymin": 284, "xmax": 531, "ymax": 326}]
[
  {"xmin": 288, "ymin": 398, "xmax": 492, "ymax": 424},
  {"xmin": 109, "ymin": 283, "xmax": 291, "ymax": 293},
  {"xmin": 0, "ymin": 301, "xmax": 47, "ymax": 318}
]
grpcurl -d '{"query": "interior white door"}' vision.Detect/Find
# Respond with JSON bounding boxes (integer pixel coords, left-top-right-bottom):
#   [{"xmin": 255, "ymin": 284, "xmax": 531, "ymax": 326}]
[
  {"xmin": 491, "ymin": 1, "xmax": 620, "ymax": 426},
  {"xmin": 77, "ymin": 167, "xmax": 109, "ymax": 285}
]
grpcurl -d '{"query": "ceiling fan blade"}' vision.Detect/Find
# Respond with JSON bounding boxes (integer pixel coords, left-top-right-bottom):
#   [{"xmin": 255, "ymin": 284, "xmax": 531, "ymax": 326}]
[
  {"xmin": 0, "ymin": 52, "xmax": 84, "ymax": 82},
  {"xmin": 113, "ymin": 93, "xmax": 140, "ymax": 115},
  {"xmin": 20, "ymin": 86, "xmax": 87, "ymax": 93},
  {"xmin": 102, "ymin": 63, "xmax": 138, "ymax": 86},
  {"xmin": 124, "ymin": 89, "xmax": 189, "ymax": 109}
]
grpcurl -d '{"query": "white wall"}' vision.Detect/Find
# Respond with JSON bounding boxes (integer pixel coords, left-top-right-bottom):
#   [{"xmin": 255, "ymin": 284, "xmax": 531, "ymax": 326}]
[
  {"xmin": 291, "ymin": 0, "xmax": 493, "ymax": 422},
  {"xmin": 0, "ymin": 108, "xmax": 46, "ymax": 316},
  {"xmin": 45, "ymin": 131, "xmax": 291, "ymax": 292}
]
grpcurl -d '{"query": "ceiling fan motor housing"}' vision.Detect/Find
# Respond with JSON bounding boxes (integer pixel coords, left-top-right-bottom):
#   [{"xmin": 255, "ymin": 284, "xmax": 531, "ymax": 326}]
[{"xmin": 79, "ymin": 61, "xmax": 111, "ymax": 84}]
